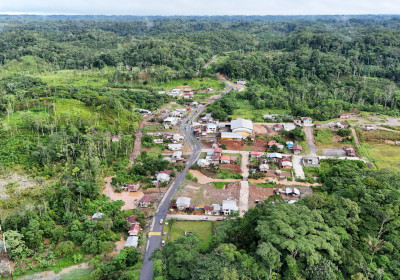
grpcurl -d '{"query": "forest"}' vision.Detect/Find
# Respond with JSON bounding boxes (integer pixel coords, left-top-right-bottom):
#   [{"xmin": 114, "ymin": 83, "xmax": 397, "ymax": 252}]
[{"xmin": 0, "ymin": 15, "xmax": 400, "ymax": 280}]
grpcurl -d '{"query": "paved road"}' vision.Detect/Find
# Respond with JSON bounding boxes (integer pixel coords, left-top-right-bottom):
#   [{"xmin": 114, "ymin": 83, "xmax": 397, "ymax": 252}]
[
  {"xmin": 203, "ymin": 55, "xmax": 217, "ymax": 69},
  {"xmin": 140, "ymin": 71, "xmax": 234, "ymax": 280},
  {"xmin": 166, "ymin": 214, "xmax": 223, "ymax": 221}
]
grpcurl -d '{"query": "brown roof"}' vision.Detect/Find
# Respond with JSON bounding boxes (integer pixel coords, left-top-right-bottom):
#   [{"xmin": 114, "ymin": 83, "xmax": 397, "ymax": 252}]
[
  {"xmin": 204, "ymin": 205, "xmax": 213, "ymax": 211},
  {"xmin": 292, "ymin": 144, "xmax": 303, "ymax": 151},
  {"xmin": 214, "ymin": 147, "xmax": 223, "ymax": 153},
  {"xmin": 220, "ymin": 156, "xmax": 231, "ymax": 161},
  {"xmin": 127, "ymin": 215, "xmax": 138, "ymax": 223},
  {"xmin": 140, "ymin": 195, "xmax": 153, "ymax": 203}
]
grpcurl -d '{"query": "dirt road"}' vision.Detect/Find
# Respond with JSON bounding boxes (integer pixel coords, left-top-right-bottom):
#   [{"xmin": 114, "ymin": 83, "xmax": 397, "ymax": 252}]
[{"xmin": 304, "ymin": 126, "xmax": 318, "ymax": 155}]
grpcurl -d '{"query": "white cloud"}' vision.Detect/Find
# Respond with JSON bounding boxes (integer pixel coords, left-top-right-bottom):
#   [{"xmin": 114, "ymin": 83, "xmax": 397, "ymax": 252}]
[{"xmin": 0, "ymin": 0, "xmax": 399, "ymax": 15}]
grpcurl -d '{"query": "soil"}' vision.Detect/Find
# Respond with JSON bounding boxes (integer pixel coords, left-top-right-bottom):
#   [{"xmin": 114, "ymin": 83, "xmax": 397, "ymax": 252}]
[
  {"xmin": 219, "ymin": 140, "xmax": 243, "ymax": 150},
  {"xmin": 244, "ymin": 138, "xmax": 267, "ymax": 152},
  {"xmin": 102, "ymin": 176, "xmax": 144, "ymax": 210},
  {"xmin": 201, "ymin": 141, "xmax": 214, "ymax": 149},
  {"xmin": 253, "ymin": 124, "xmax": 269, "ymax": 136},
  {"xmin": 220, "ymin": 164, "xmax": 241, "ymax": 173},
  {"xmin": 189, "ymin": 169, "xmax": 240, "ymax": 184}
]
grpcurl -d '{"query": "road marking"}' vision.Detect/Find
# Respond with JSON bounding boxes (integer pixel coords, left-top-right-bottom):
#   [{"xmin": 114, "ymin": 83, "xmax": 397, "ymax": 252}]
[{"xmin": 149, "ymin": 232, "xmax": 162, "ymax": 236}]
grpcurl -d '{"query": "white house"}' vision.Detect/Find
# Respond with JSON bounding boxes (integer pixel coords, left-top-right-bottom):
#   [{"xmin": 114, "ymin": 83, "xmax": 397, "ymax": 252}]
[
  {"xmin": 236, "ymin": 80, "xmax": 247, "ymax": 85},
  {"xmin": 259, "ymin": 164, "xmax": 269, "ymax": 172},
  {"xmin": 197, "ymin": 159, "xmax": 210, "ymax": 167},
  {"xmin": 222, "ymin": 200, "xmax": 239, "ymax": 215},
  {"xmin": 172, "ymin": 151, "xmax": 183, "ymax": 161},
  {"xmin": 168, "ymin": 144, "xmax": 183, "ymax": 151},
  {"xmin": 176, "ymin": 197, "xmax": 191, "ymax": 210},
  {"xmin": 286, "ymin": 187, "xmax": 300, "ymax": 196},
  {"xmin": 125, "ymin": 236, "xmax": 139, "ymax": 248},
  {"xmin": 283, "ymin": 123, "xmax": 296, "ymax": 131},
  {"xmin": 207, "ymin": 123, "xmax": 217, "ymax": 133},
  {"xmin": 230, "ymin": 119, "xmax": 253, "ymax": 136},
  {"xmin": 173, "ymin": 134, "xmax": 184, "ymax": 142},
  {"xmin": 153, "ymin": 139, "xmax": 163, "ymax": 144},
  {"xmin": 157, "ymin": 173, "xmax": 170, "ymax": 183},
  {"xmin": 164, "ymin": 117, "xmax": 179, "ymax": 126}
]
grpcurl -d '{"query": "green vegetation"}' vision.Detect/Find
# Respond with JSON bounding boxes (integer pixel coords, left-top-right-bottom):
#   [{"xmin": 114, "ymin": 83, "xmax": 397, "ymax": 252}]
[
  {"xmin": 216, "ymin": 170, "xmax": 242, "ymax": 179},
  {"xmin": 212, "ymin": 182, "xmax": 229, "ymax": 189},
  {"xmin": 255, "ymin": 182, "xmax": 276, "ymax": 188},
  {"xmin": 315, "ymin": 129, "xmax": 336, "ymax": 145},
  {"xmin": 61, "ymin": 268, "xmax": 92, "ymax": 280},
  {"xmin": 359, "ymin": 144, "xmax": 400, "ymax": 170},
  {"xmin": 168, "ymin": 221, "xmax": 214, "ymax": 251}
]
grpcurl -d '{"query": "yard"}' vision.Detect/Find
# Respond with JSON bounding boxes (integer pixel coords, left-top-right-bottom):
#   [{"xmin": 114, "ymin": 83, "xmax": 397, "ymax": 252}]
[
  {"xmin": 229, "ymin": 100, "xmax": 289, "ymax": 122},
  {"xmin": 161, "ymin": 78, "xmax": 226, "ymax": 91},
  {"xmin": 359, "ymin": 144, "xmax": 400, "ymax": 170},
  {"xmin": 314, "ymin": 128, "xmax": 354, "ymax": 153},
  {"xmin": 168, "ymin": 221, "xmax": 216, "ymax": 250}
]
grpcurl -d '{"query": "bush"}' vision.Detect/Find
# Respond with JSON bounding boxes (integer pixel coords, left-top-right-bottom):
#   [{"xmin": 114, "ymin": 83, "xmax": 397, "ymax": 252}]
[
  {"xmin": 57, "ymin": 241, "xmax": 75, "ymax": 257},
  {"xmin": 337, "ymin": 128, "xmax": 351, "ymax": 137}
]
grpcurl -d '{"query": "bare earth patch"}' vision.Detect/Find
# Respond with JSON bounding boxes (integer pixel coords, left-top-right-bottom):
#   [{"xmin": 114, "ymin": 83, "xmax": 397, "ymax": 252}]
[{"xmin": 102, "ymin": 176, "xmax": 144, "ymax": 210}]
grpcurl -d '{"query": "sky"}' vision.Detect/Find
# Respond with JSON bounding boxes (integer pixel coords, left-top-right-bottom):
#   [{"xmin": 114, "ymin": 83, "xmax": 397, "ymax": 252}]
[{"xmin": 0, "ymin": 0, "xmax": 399, "ymax": 16}]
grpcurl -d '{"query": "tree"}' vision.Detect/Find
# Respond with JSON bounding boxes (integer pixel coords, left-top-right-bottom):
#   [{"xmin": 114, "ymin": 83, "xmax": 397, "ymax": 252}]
[{"xmin": 57, "ymin": 240, "xmax": 75, "ymax": 257}]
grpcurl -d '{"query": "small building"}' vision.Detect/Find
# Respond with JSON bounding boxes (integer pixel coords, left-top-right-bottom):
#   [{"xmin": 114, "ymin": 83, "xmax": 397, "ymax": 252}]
[
  {"xmin": 283, "ymin": 123, "xmax": 296, "ymax": 131},
  {"xmin": 250, "ymin": 151, "xmax": 263, "ymax": 158},
  {"xmin": 168, "ymin": 144, "xmax": 183, "ymax": 151},
  {"xmin": 292, "ymin": 144, "xmax": 303, "ymax": 155},
  {"xmin": 164, "ymin": 117, "xmax": 179, "ymax": 126},
  {"xmin": 273, "ymin": 124, "xmax": 283, "ymax": 131},
  {"xmin": 172, "ymin": 151, "xmax": 183, "ymax": 161},
  {"xmin": 267, "ymin": 153, "xmax": 283, "ymax": 159},
  {"xmin": 286, "ymin": 141, "xmax": 294, "ymax": 149},
  {"xmin": 211, "ymin": 154, "xmax": 221, "ymax": 165},
  {"xmin": 204, "ymin": 204, "xmax": 221, "ymax": 215},
  {"xmin": 173, "ymin": 134, "xmax": 184, "ymax": 142},
  {"xmin": 263, "ymin": 114, "xmax": 278, "ymax": 120},
  {"xmin": 222, "ymin": 200, "xmax": 239, "ymax": 215},
  {"xmin": 302, "ymin": 156, "xmax": 320, "ymax": 166},
  {"xmin": 259, "ymin": 164, "xmax": 270, "ymax": 172},
  {"xmin": 336, "ymin": 122, "xmax": 349, "ymax": 129},
  {"xmin": 221, "ymin": 132, "xmax": 244, "ymax": 141},
  {"xmin": 176, "ymin": 197, "xmax": 192, "ymax": 210},
  {"xmin": 91, "ymin": 212, "xmax": 104, "ymax": 220},
  {"xmin": 279, "ymin": 161, "xmax": 293, "ymax": 168},
  {"xmin": 128, "ymin": 224, "xmax": 140, "ymax": 236},
  {"xmin": 236, "ymin": 80, "xmax": 247, "ymax": 85},
  {"xmin": 365, "ymin": 126, "xmax": 374, "ymax": 131},
  {"xmin": 207, "ymin": 123, "xmax": 217, "ymax": 134},
  {"xmin": 230, "ymin": 156, "xmax": 238, "ymax": 164},
  {"xmin": 230, "ymin": 119, "xmax": 253, "ymax": 136},
  {"xmin": 126, "ymin": 184, "xmax": 140, "ymax": 192},
  {"xmin": 153, "ymin": 139, "xmax": 163, "ymax": 144},
  {"xmin": 268, "ymin": 140, "xmax": 280, "ymax": 147},
  {"xmin": 157, "ymin": 173, "xmax": 170, "ymax": 183},
  {"xmin": 314, "ymin": 123, "xmax": 322, "ymax": 129},
  {"xmin": 301, "ymin": 117, "xmax": 313, "ymax": 123},
  {"xmin": 125, "ymin": 236, "xmax": 139, "ymax": 248},
  {"xmin": 197, "ymin": 159, "xmax": 210, "ymax": 167},
  {"xmin": 220, "ymin": 156, "xmax": 231, "ymax": 164},
  {"xmin": 139, "ymin": 195, "xmax": 153, "ymax": 207},
  {"xmin": 214, "ymin": 147, "xmax": 223, "ymax": 154},
  {"xmin": 345, "ymin": 147, "xmax": 356, "ymax": 157},
  {"xmin": 286, "ymin": 187, "xmax": 300, "ymax": 196},
  {"xmin": 111, "ymin": 135, "xmax": 121, "ymax": 142},
  {"xmin": 184, "ymin": 92, "xmax": 194, "ymax": 99}
]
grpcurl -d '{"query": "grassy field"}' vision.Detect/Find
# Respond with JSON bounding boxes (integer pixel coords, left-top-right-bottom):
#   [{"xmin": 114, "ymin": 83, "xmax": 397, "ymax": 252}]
[
  {"xmin": 168, "ymin": 221, "xmax": 215, "ymax": 250},
  {"xmin": 212, "ymin": 182, "xmax": 229, "ymax": 189},
  {"xmin": 254, "ymin": 182, "xmax": 276, "ymax": 188},
  {"xmin": 161, "ymin": 78, "xmax": 226, "ymax": 91},
  {"xmin": 60, "ymin": 268, "xmax": 92, "ymax": 280},
  {"xmin": 359, "ymin": 144, "xmax": 400, "ymax": 170},
  {"xmin": 229, "ymin": 100, "xmax": 289, "ymax": 122},
  {"xmin": 314, "ymin": 129, "xmax": 336, "ymax": 145}
]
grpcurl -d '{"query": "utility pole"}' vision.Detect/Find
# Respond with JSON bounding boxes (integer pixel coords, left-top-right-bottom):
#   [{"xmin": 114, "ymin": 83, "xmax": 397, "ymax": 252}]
[{"xmin": 0, "ymin": 225, "xmax": 13, "ymax": 280}]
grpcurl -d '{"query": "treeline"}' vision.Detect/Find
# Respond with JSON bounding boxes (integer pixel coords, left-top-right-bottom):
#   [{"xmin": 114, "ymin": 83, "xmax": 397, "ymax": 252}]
[{"xmin": 153, "ymin": 160, "xmax": 400, "ymax": 279}]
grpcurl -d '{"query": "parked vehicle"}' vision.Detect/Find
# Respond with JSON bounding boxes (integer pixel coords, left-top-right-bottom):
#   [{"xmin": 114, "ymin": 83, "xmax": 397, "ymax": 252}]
[{"xmin": 160, "ymin": 219, "xmax": 164, "ymax": 224}]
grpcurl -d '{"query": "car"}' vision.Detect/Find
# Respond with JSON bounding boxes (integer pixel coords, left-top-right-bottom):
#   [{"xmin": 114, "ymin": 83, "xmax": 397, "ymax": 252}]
[
  {"xmin": 161, "ymin": 240, "xmax": 165, "ymax": 246},
  {"xmin": 163, "ymin": 232, "xmax": 167, "ymax": 235},
  {"xmin": 160, "ymin": 219, "xmax": 163, "ymax": 224},
  {"xmin": 200, "ymin": 217, "xmax": 208, "ymax": 220}
]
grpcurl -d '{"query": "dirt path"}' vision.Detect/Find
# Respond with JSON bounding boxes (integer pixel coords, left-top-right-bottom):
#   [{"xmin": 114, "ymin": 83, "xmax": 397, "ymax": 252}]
[
  {"xmin": 304, "ymin": 126, "xmax": 318, "ymax": 155},
  {"xmin": 102, "ymin": 176, "xmax": 144, "ymax": 210},
  {"xmin": 129, "ymin": 119, "xmax": 147, "ymax": 165},
  {"xmin": 351, "ymin": 127, "xmax": 360, "ymax": 147},
  {"xmin": 17, "ymin": 263, "xmax": 90, "ymax": 280}
]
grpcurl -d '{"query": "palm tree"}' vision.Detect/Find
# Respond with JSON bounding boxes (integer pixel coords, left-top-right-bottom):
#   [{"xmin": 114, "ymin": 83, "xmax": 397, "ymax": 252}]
[{"xmin": 364, "ymin": 234, "xmax": 385, "ymax": 264}]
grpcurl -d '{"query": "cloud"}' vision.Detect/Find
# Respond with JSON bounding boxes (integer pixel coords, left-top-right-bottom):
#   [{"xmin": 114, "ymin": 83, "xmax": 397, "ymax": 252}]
[{"xmin": 0, "ymin": 0, "xmax": 400, "ymax": 15}]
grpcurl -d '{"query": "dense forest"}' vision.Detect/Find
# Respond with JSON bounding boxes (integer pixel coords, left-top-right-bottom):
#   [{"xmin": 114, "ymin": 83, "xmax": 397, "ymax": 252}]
[{"xmin": 0, "ymin": 15, "xmax": 400, "ymax": 280}]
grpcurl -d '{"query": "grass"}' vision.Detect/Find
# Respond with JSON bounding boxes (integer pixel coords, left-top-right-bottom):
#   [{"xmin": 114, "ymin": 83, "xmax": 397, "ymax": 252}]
[
  {"xmin": 216, "ymin": 170, "xmax": 242, "ymax": 179},
  {"xmin": 359, "ymin": 144, "xmax": 400, "ymax": 171},
  {"xmin": 169, "ymin": 221, "xmax": 214, "ymax": 250},
  {"xmin": 161, "ymin": 78, "xmax": 226, "ymax": 91},
  {"xmin": 314, "ymin": 129, "xmax": 336, "ymax": 145},
  {"xmin": 141, "ymin": 145, "xmax": 163, "ymax": 158},
  {"xmin": 61, "ymin": 268, "xmax": 92, "ymax": 280},
  {"xmin": 212, "ymin": 182, "xmax": 229, "ymax": 189},
  {"xmin": 298, "ymin": 140, "xmax": 310, "ymax": 155},
  {"xmin": 255, "ymin": 182, "xmax": 276, "ymax": 188},
  {"xmin": 229, "ymin": 100, "xmax": 289, "ymax": 122},
  {"xmin": 303, "ymin": 167, "xmax": 320, "ymax": 177}
]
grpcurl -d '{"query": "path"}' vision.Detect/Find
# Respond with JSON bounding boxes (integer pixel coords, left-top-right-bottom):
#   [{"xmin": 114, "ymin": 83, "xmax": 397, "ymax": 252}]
[
  {"xmin": 17, "ymin": 263, "xmax": 89, "ymax": 280},
  {"xmin": 129, "ymin": 118, "xmax": 148, "ymax": 164},
  {"xmin": 351, "ymin": 127, "xmax": 360, "ymax": 147},
  {"xmin": 203, "ymin": 55, "xmax": 217, "ymax": 69},
  {"xmin": 238, "ymin": 151, "xmax": 250, "ymax": 217},
  {"xmin": 304, "ymin": 126, "xmax": 317, "ymax": 155},
  {"xmin": 249, "ymin": 177, "xmax": 321, "ymax": 187},
  {"xmin": 292, "ymin": 155, "xmax": 305, "ymax": 179}
]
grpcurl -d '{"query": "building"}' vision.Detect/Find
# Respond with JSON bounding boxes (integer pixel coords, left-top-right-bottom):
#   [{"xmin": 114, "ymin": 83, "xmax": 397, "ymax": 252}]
[
  {"xmin": 128, "ymin": 224, "xmax": 140, "ymax": 236},
  {"xmin": 250, "ymin": 151, "xmax": 263, "ymax": 158},
  {"xmin": 292, "ymin": 144, "xmax": 303, "ymax": 155},
  {"xmin": 220, "ymin": 156, "xmax": 231, "ymax": 164},
  {"xmin": 283, "ymin": 123, "xmax": 296, "ymax": 131},
  {"xmin": 268, "ymin": 140, "xmax": 280, "ymax": 147},
  {"xmin": 314, "ymin": 123, "xmax": 322, "ymax": 129},
  {"xmin": 153, "ymin": 139, "xmax": 163, "ymax": 144},
  {"xmin": 279, "ymin": 161, "xmax": 293, "ymax": 168},
  {"xmin": 301, "ymin": 117, "xmax": 313, "ymax": 123},
  {"xmin": 157, "ymin": 173, "xmax": 170, "ymax": 183},
  {"xmin": 176, "ymin": 197, "xmax": 191, "ymax": 210},
  {"xmin": 172, "ymin": 151, "xmax": 183, "ymax": 161},
  {"xmin": 267, "ymin": 153, "xmax": 283, "ymax": 160},
  {"xmin": 345, "ymin": 147, "xmax": 356, "ymax": 156},
  {"xmin": 286, "ymin": 187, "xmax": 300, "ymax": 196},
  {"xmin": 263, "ymin": 114, "xmax": 278, "ymax": 120},
  {"xmin": 91, "ymin": 212, "xmax": 104, "ymax": 220},
  {"xmin": 230, "ymin": 119, "xmax": 253, "ymax": 136},
  {"xmin": 111, "ymin": 135, "xmax": 121, "ymax": 142},
  {"xmin": 204, "ymin": 204, "xmax": 221, "ymax": 215},
  {"xmin": 170, "ymin": 89, "xmax": 181, "ymax": 97},
  {"xmin": 273, "ymin": 124, "xmax": 283, "ymax": 131},
  {"xmin": 286, "ymin": 141, "xmax": 294, "ymax": 149},
  {"xmin": 230, "ymin": 156, "xmax": 238, "ymax": 164},
  {"xmin": 126, "ymin": 184, "xmax": 140, "ymax": 192},
  {"xmin": 164, "ymin": 117, "xmax": 179, "ymax": 126},
  {"xmin": 168, "ymin": 144, "xmax": 183, "ymax": 151},
  {"xmin": 127, "ymin": 215, "xmax": 139, "ymax": 224},
  {"xmin": 259, "ymin": 164, "xmax": 269, "ymax": 172},
  {"xmin": 222, "ymin": 200, "xmax": 239, "ymax": 215},
  {"xmin": 236, "ymin": 80, "xmax": 247, "ymax": 85},
  {"xmin": 336, "ymin": 122, "xmax": 349, "ymax": 129},
  {"xmin": 184, "ymin": 92, "xmax": 194, "ymax": 99},
  {"xmin": 221, "ymin": 132, "xmax": 244, "ymax": 141},
  {"xmin": 302, "ymin": 156, "xmax": 320, "ymax": 167},
  {"xmin": 197, "ymin": 159, "xmax": 210, "ymax": 167},
  {"xmin": 172, "ymin": 134, "xmax": 184, "ymax": 143},
  {"xmin": 139, "ymin": 195, "xmax": 153, "ymax": 207},
  {"xmin": 125, "ymin": 236, "xmax": 139, "ymax": 248},
  {"xmin": 207, "ymin": 123, "xmax": 217, "ymax": 133}
]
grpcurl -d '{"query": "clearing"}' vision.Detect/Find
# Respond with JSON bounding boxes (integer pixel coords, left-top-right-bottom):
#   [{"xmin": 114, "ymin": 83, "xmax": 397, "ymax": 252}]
[{"xmin": 167, "ymin": 221, "xmax": 216, "ymax": 250}]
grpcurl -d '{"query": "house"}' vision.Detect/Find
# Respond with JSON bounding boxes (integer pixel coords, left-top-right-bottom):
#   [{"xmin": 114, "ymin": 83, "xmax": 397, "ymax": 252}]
[
  {"xmin": 157, "ymin": 91, "xmax": 166, "ymax": 95},
  {"xmin": 162, "ymin": 156, "xmax": 172, "ymax": 162},
  {"xmin": 139, "ymin": 195, "xmax": 153, "ymax": 207},
  {"xmin": 220, "ymin": 156, "xmax": 231, "ymax": 164},
  {"xmin": 176, "ymin": 197, "xmax": 191, "ymax": 210},
  {"xmin": 301, "ymin": 117, "xmax": 313, "ymax": 123},
  {"xmin": 126, "ymin": 184, "xmax": 140, "ymax": 192},
  {"xmin": 302, "ymin": 156, "xmax": 320, "ymax": 166},
  {"xmin": 279, "ymin": 161, "xmax": 293, "ymax": 168},
  {"xmin": 204, "ymin": 205, "xmax": 214, "ymax": 215},
  {"xmin": 164, "ymin": 117, "xmax": 178, "ymax": 126},
  {"xmin": 233, "ymin": 85, "xmax": 245, "ymax": 92},
  {"xmin": 339, "ymin": 113, "xmax": 351, "ymax": 119},
  {"xmin": 283, "ymin": 123, "xmax": 296, "ymax": 131},
  {"xmin": 286, "ymin": 187, "xmax": 300, "ymax": 196},
  {"xmin": 314, "ymin": 123, "xmax": 322, "ymax": 129},
  {"xmin": 336, "ymin": 122, "xmax": 349, "ymax": 129},
  {"xmin": 197, "ymin": 159, "xmax": 210, "ymax": 167},
  {"xmin": 268, "ymin": 140, "xmax": 280, "ymax": 147},
  {"xmin": 125, "ymin": 236, "xmax": 139, "ymax": 248},
  {"xmin": 111, "ymin": 135, "xmax": 121, "ymax": 142},
  {"xmin": 263, "ymin": 114, "xmax": 278, "ymax": 120},
  {"xmin": 184, "ymin": 92, "xmax": 194, "ymax": 99},
  {"xmin": 214, "ymin": 147, "xmax": 223, "ymax": 155},
  {"xmin": 183, "ymin": 88, "xmax": 192, "ymax": 93},
  {"xmin": 292, "ymin": 144, "xmax": 303, "ymax": 155},
  {"xmin": 153, "ymin": 139, "xmax": 163, "ymax": 144},
  {"xmin": 204, "ymin": 204, "xmax": 221, "ymax": 215},
  {"xmin": 286, "ymin": 141, "xmax": 294, "ymax": 149},
  {"xmin": 236, "ymin": 80, "xmax": 247, "ymax": 85},
  {"xmin": 267, "ymin": 153, "xmax": 283, "ymax": 160},
  {"xmin": 128, "ymin": 224, "xmax": 140, "ymax": 236},
  {"xmin": 170, "ymin": 89, "xmax": 181, "ymax": 97},
  {"xmin": 189, "ymin": 101, "xmax": 199, "ymax": 107},
  {"xmin": 230, "ymin": 156, "xmax": 238, "ymax": 164},
  {"xmin": 91, "ymin": 212, "xmax": 104, "ymax": 220},
  {"xmin": 273, "ymin": 124, "xmax": 283, "ymax": 131},
  {"xmin": 221, "ymin": 132, "xmax": 244, "ymax": 141},
  {"xmin": 222, "ymin": 200, "xmax": 239, "ymax": 215},
  {"xmin": 366, "ymin": 126, "xmax": 374, "ymax": 131},
  {"xmin": 207, "ymin": 123, "xmax": 217, "ymax": 133},
  {"xmin": 345, "ymin": 147, "xmax": 356, "ymax": 157},
  {"xmin": 230, "ymin": 119, "xmax": 253, "ymax": 136},
  {"xmin": 259, "ymin": 164, "xmax": 270, "ymax": 172},
  {"xmin": 172, "ymin": 151, "xmax": 183, "ymax": 161},
  {"xmin": 127, "ymin": 215, "xmax": 139, "ymax": 224},
  {"xmin": 211, "ymin": 154, "xmax": 221, "ymax": 165},
  {"xmin": 157, "ymin": 173, "xmax": 170, "ymax": 183},
  {"xmin": 206, "ymin": 88, "xmax": 214, "ymax": 92},
  {"xmin": 173, "ymin": 134, "xmax": 184, "ymax": 143},
  {"xmin": 168, "ymin": 144, "xmax": 183, "ymax": 151},
  {"xmin": 250, "ymin": 151, "xmax": 263, "ymax": 158}
]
